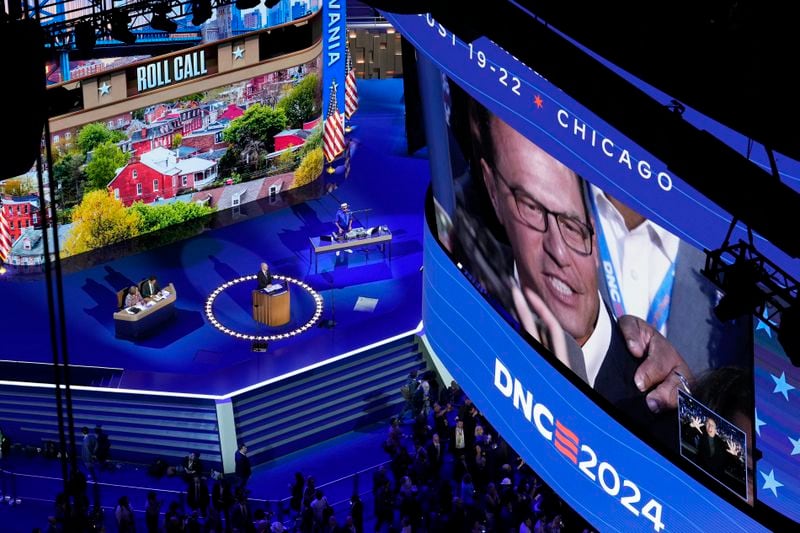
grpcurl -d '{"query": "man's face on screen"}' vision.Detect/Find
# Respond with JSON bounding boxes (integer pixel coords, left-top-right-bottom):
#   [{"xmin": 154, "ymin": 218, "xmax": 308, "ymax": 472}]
[{"xmin": 484, "ymin": 117, "xmax": 599, "ymax": 345}]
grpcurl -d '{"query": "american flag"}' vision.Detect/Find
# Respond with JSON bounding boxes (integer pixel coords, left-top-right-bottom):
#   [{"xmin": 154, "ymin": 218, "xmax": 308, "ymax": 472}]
[
  {"xmin": 0, "ymin": 206, "xmax": 12, "ymax": 263},
  {"xmin": 345, "ymin": 43, "xmax": 359, "ymax": 119},
  {"xmin": 323, "ymin": 80, "xmax": 345, "ymax": 164}
]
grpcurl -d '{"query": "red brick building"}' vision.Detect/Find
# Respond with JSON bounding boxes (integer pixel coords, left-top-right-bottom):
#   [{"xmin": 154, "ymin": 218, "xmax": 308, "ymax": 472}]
[
  {"xmin": 1, "ymin": 194, "xmax": 45, "ymax": 240},
  {"xmin": 181, "ymin": 122, "xmax": 228, "ymax": 153},
  {"xmin": 107, "ymin": 148, "xmax": 218, "ymax": 206},
  {"xmin": 274, "ymin": 129, "xmax": 310, "ymax": 151}
]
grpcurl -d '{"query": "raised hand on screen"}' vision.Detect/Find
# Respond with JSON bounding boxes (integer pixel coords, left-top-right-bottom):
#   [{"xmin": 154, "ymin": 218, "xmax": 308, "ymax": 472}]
[
  {"xmin": 689, "ymin": 416, "xmax": 704, "ymax": 433},
  {"xmin": 511, "ymin": 283, "xmax": 570, "ymax": 372},
  {"xmin": 726, "ymin": 438, "xmax": 742, "ymax": 457},
  {"xmin": 619, "ymin": 314, "xmax": 694, "ymax": 413}
]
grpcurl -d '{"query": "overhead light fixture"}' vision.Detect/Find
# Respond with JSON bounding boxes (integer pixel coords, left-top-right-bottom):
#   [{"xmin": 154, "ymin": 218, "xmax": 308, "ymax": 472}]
[
  {"xmin": 265, "ymin": 0, "xmax": 280, "ymax": 7},
  {"xmin": 236, "ymin": 0, "xmax": 262, "ymax": 10},
  {"xmin": 151, "ymin": 4, "xmax": 178, "ymax": 33},
  {"xmin": 191, "ymin": 0, "xmax": 212, "ymax": 25},
  {"xmin": 74, "ymin": 21, "xmax": 96, "ymax": 52},
  {"xmin": 713, "ymin": 256, "xmax": 765, "ymax": 322},
  {"xmin": 109, "ymin": 9, "xmax": 136, "ymax": 45}
]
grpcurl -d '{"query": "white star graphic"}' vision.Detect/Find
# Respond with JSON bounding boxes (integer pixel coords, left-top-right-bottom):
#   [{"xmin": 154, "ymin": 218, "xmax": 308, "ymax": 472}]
[
  {"xmin": 771, "ymin": 371, "xmax": 795, "ymax": 400},
  {"xmin": 756, "ymin": 308, "xmax": 772, "ymax": 337},
  {"xmin": 789, "ymin": 436, "xmax": 800, "ymax": 456},
  {"xmin": 233, "ymin": 46, "xmax": 244, "ymax": 60},
  {"xmin": 755, "ymin": 409, "xmax": 766, "ymax": 436},
  {"xmin": 98, "ymin": 82, "xmax": 111, "ymax": 96},
  {"xmin": 760, "ymin": 469, "xmax": 784, "ymax": 497}
]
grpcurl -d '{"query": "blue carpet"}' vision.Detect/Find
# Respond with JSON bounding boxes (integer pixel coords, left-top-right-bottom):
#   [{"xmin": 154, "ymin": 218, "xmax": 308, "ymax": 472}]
[{"xmin": 0, "ymin": 79, "xmax": 429, "ymax": 397}]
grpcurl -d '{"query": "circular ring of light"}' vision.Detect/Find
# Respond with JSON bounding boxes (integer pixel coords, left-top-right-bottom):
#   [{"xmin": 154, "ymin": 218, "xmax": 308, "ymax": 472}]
[{"xmin": 204, "ymin": 274, "xmax": 323, "ymax": 341}]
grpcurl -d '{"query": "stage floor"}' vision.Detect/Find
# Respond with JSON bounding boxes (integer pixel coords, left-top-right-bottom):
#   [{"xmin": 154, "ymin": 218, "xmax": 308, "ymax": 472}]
[{"xmin": 1, "ymin": 80, "xmax": 429, "ymax": 396}]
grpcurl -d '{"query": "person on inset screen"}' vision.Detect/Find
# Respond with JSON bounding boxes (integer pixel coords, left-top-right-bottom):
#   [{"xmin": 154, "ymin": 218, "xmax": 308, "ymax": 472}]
[
  {"xmin": 257, "ymin": 262, "xmax": 273, "ymax": 290},
  {"xmin": 691, "ymin": 416, "xmax": 732, "ymax": 480},
  {"xmin": 335, "ymin": 202, "xmax": 354, "ymax": 256},
  {"xmin": 141, "ymin": 275, "xmax": 161, "ymax": 299},
  {"xmin": 124, "ymin": 286, "xmax": 143, "ymax": 308},
  {"xmin": 466, "ymin": 100, "xmax": 693, "ymax": 435}
]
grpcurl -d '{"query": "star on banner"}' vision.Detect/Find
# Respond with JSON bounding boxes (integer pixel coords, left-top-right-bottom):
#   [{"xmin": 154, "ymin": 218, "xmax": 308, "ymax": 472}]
[
  {"xmin": 755, "ymin": 409, "xmax": 766, "ymax": 436},
  {"xmin": 233, "ymin": 46, "xmax": 244, "ymax": 60},
  {"xmin": 789, "ymin": 436, "xmax": 800, "ymax": 456},
  {"xmin": 98, "ymin": 82, "xmax": 111, "ymax": 96},
  {"xmin": 756, "ymin": 308, "xmax": 773, "ymax": 337},
  {"xmin": 533, "ymin": 94, "xmax": 543, "ymax": 109},
  {"xmin": 771, "ymin": 371, "xmax": 795, "ymax": 400},
  {"xmin": 760, "ymin": 469, "xmax": 784, "ymax": 497}
]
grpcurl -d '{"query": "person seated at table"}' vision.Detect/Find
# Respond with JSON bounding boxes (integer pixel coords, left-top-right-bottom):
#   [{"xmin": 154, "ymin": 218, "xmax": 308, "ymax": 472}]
[
  {"xmin": 257, "ymin": 262, "xmax": 273, "ymax": 290},
  {"xmin": 124, "ymin": 286, "xmax": 143, "ymax": 308},
  {"xmin": 141, "ymin": 275, "xmax": 161, "ymax": 299}
]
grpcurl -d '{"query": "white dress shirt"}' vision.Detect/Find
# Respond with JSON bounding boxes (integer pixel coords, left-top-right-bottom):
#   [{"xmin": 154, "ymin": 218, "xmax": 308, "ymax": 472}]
[{"xmin": 591, "ymin": 186, "xmax": 679, "ymax": 335}]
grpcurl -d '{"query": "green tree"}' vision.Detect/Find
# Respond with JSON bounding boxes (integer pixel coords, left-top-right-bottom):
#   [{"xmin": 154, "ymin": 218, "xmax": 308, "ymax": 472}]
[
  {"xmin": 277, "ymin": 145, "xmax": 297, "ymax": 169},
  {"xmin": 85, "ymin": 142, "xmax": 129, "ymax": 191},
  {"xmin": 299, "ymin": 127, "xmax": 322, "ymax": 156},
  {"xmin": 276, "ymin": 73, "xmax": 320, "ymax": 129},
  {"xmin": 77, "ymin": 122, "xmax": 126, "ymax": 154},
  {"xmin": 52, "ymin": 151, "xmax": 86, "ymax": 207},
  {"xmin": 128, "ymin": 201, "xmax": 215, "ymax": 233},
  {"xmin": 172, "ymin": 133, "xmax": 183, "ymax": 149},
  {"xmin": 65, "ymin": 190, "xmax": 140, "ymax": 255},
  {"xmin": 223, "ymin": 104, "xmax": 287, "ymax": 154},
  {"xmin": 292, "ymin": 147, "xmax": 323, "ymax": 188}
]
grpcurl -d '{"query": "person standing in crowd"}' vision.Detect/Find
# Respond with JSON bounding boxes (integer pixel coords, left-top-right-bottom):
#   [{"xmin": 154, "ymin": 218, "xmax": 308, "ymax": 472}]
[
  {"xmin": 80, "ymin": 426, "xmax": 97, "ymax": 481},
  {"xmin": 94, "ymin": 425, "xmax": 110, "ymax": 470},
  {"xmin": 234, "ymin": 442, "xmax": 252, "ymax": 491},
  {"xmin": 211, "ymin": 472, "xmax": 234, "ymax": 528},
  {"xmin": 115, "ymin": 495, "xmax": 135, "ymax": 533},
  {"xmin": 145, "ymin": 491, "xmax": 161, "ymax": 533}
]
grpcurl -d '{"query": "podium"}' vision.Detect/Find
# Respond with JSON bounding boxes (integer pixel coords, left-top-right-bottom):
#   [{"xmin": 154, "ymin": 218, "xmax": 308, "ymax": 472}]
[{"xmin": 252, "ymin": 285, "xmax": 290, "ymax": 326}]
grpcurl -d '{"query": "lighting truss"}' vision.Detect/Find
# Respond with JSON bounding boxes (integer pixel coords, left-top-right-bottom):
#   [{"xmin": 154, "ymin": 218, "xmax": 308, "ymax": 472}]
[
  {"xmin": 15, "ymin": 0, "xmax": 241, "ymax": 50},
  {"xmin": 703, "ymin": 240, "xmax": 799, "ymax": 332}
]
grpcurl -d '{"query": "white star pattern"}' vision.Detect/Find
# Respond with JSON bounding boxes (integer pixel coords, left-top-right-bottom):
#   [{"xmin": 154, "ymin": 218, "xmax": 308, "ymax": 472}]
[
  {"xmin": 771, "ymin": 371, "xmax": 795, "ymax": 400},
  {"xmin": 789, "ymin": 436, "xmax": 800, "ymax": 456},
  {"xmin": 98, "ymin": 82, "xmax": 111, "ymax": 96},
  {"xmin": 755, "ymin": 308, "xmax": 772, "ymax": 337},
  {"xmin": 233, "ymin": 46, "xmax": 244, "ymax": 60},
  {"xmin": 760, "ymin": 469, "xmax": 784, "ymax": 497},
  {"xmin": 755, "ymin": 409, "xmax": 766, "ymax": 436}
]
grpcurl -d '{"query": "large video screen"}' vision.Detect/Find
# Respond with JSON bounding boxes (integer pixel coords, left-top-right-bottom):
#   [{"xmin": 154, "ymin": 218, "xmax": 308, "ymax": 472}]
[
  {"xmin": 434, "ymin": 79, "xmax": 755, "ymax": 503},
  {"xmin": 388, "ymin": 8, "xmax": 798, "ymax": 529},
  {"xmin": 0, "ymin": 56, "xmax": 322, "ymax": 274}
]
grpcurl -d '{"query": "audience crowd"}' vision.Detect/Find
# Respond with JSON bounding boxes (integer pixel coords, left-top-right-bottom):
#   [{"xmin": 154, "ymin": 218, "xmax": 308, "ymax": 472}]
[{"xmin": 16, "ymin": 371, "xmax": 595, "ymax": 532}]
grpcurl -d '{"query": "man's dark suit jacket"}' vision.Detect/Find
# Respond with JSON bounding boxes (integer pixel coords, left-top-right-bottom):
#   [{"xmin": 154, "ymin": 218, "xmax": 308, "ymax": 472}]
[
  {"xmin": 141, "ymin": 280, "xmax": 161, "ymax": 298},
  {"xmin": 427, "ymin": 441, "xmax": 444, "ymax": 471},
  {"xmin": 698, "ymin": 433, "xmax": 729, "ymax": 478},
  {"xmin": 257, "ymin": 270, "xmax": 272, "ymax": 290},
  {"xmin": 597, "ymin": 241, "xmax": 751, "ymax": 378},
  {"xmin": 591, "ymin": 310, "xmax": 679, "ymax": 451}
]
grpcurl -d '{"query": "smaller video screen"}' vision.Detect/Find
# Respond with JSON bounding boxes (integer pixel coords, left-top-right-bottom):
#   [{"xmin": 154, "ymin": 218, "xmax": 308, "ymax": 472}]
[{"xmin": 679, "ymin": 389, "xmax": 748, "ymax": 501}]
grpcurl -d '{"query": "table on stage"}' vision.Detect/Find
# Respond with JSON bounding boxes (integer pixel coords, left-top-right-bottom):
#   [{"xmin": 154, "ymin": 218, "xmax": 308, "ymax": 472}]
[
  {"xmin": 113, "ymin": 283, "xmax": 177, "ymax": 340},
  {"xmin": 252, "ymin": 283, "xmax": 290, "ymax": 326},
  {"xmin": 309, "ymin": 227, "xmax": 392, "ymax": 273}
]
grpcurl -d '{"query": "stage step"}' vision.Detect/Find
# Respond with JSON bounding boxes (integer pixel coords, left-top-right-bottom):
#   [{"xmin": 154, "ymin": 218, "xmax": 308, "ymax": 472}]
[
  {"xmin": 232, "ymin": 334, "xmax": 426, "ymax": 465},
  {"xmin": 0, "ymin": 385, "xmax": 221, "ymax": 466}
]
